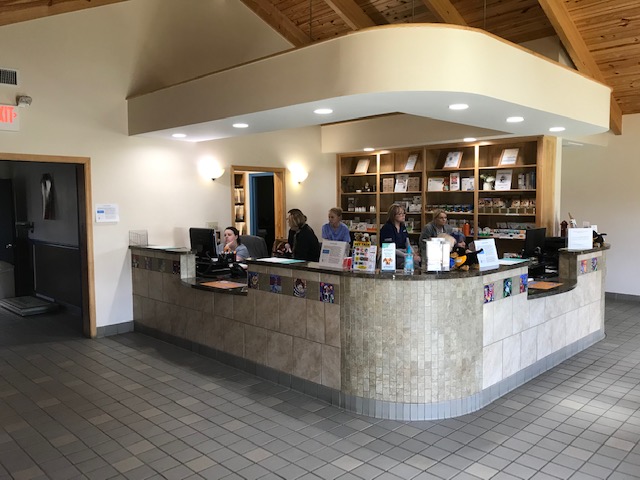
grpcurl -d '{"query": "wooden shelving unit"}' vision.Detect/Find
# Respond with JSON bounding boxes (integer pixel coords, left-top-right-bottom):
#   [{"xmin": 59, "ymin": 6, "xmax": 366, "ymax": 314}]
[{"xmin": 337, "ymin": 136, "xmax": 556, "ymax": 255}]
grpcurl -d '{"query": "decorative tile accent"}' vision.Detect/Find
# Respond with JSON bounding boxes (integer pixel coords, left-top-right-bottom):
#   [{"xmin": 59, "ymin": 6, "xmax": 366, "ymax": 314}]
[
  {"xmin": 293, "ymin": 278, "xmax": 307, "ymax": 298},
  {"xmin": 580, "ymin": 259, "xmax": 588, "ymax": 274},
  {"xmin": 319, "ymin": 282, "xmax": 335, "ymax": 303},
  {"xmin": 591, "ymin": 257, "xmax": 598, "ymax": 271},
  {"xmin": 503, "ymin": 278, "xmax": 512, "ymax": 298},
  {"xmin": 484, "ymin": 283, "xmax": 494, "ymax": 303},
  {"xmin": 132, "ymin": 254, "xmax": 139, "ymax": 268},
  {"xmin": 269, "ymin": 274, "xmax": 282, "ymax": 293},
  {"xmin": 172, "ymin": 260, "xmax": 180, "ymax": 275},
  {"xmin": 144, "ymin": 256, "xmax": 152, "ymax": 270},
  {"xmin": 519, "ymin": 274, "xmax": 528, "ymax": 293},
  {"xmin": 248, "ymin": 271, "xmax": 259, "ymax": 289}
]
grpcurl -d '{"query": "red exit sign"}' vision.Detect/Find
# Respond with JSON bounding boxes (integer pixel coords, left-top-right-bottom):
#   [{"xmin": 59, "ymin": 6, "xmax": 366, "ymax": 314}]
[{"xmin": 0, "ymin": 105, "xmax": 20, "ymax": 131}]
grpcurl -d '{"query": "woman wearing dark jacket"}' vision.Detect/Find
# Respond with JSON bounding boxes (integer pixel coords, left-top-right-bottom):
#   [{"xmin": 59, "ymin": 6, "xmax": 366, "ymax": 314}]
[
  {"xmin": 286, "ymin": 208, "xmax": 321, "ymax": 261},
  {"xmin": 380, "ymin": 203, "xmax": 421, "ymax": 267}
]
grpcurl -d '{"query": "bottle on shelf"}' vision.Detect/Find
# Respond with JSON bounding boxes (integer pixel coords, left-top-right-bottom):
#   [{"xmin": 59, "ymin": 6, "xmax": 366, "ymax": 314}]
[{"xmin": 403, "ymin": 240, "xmax": 414, "ymax": 275}]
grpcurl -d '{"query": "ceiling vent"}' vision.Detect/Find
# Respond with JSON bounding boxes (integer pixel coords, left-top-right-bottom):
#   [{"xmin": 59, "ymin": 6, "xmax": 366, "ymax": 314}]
[{"xmin": 0, "ymin": 68, "xmax": 19, "ymax": 87}]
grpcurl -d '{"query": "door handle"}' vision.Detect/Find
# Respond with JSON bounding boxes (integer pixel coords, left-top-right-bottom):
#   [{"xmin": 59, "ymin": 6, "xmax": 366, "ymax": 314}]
[{"xmin": 5, "ymin": 244, "xmax": 12, "ymax": 249}]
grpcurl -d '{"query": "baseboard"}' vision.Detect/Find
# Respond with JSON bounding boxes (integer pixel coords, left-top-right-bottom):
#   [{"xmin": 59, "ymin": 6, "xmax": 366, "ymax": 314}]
[
  {"xmin": 605, "ymin": 292, "xmax": 640, "ymax": 303},
  {"xmin": 96, "ymin": 321, "xmax": 134, "ymax": 338}
]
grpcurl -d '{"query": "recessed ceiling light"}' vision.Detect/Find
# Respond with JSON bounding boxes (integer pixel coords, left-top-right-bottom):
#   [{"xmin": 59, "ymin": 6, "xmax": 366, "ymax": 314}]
[
  {"xmin": 506, "ymin": 116, "xmax": 524, "ymax": 123},
  {"xmin": 463, "ymin": 137, "xmax": 477, "ymax": 142},
  {"xmin": 549, "ymin": 126, "xmax": 565, "ymax": 132},
  {"xmin": 232, "ymin": 123, "xmax": 249, "ymax": 129},
  {"xmin": 449, "ymin": 103, "xmax": 469, "ymax": 110},
  {"xmin": 363, "ymin": 147, "xmax": 375, "ymax": 152},
  {"xmin": 172, "ymin": 133, "xmax": 187, "ymax": 138},
  {"xmin": 314, "ymin": 108, "xmax": 333, "ymax": 115}
]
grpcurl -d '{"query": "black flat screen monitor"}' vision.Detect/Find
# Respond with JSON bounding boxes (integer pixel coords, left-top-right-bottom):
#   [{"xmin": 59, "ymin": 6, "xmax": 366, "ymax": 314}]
[
  {"xmin": 189, "ymin": 227, "xmax": 217, "ymax": 259},
  {"xmin": 523, "ymin": 227, "xmax": 546, "ymax": 259}
]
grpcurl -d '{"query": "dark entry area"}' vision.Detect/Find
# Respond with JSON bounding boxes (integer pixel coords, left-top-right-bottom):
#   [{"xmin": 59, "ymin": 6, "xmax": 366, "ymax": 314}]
[{"xmin": 250, "ymin": 173, "xmax": 275, "ymax": 252}]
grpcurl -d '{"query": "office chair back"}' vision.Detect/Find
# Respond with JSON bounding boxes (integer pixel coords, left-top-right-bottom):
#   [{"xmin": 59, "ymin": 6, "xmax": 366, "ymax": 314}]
[{"xmin": 239, "ymin": 235, "xmax": 269, "ymax": 259}]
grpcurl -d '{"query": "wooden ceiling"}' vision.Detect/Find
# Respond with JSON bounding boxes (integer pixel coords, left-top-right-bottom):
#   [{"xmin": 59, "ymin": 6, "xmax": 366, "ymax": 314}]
[{"xmin": 2, "ymin": 0, "xmax": 639, "ymax": 133}]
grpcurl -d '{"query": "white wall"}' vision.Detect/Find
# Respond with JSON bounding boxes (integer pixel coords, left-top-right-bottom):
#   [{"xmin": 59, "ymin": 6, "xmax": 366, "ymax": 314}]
[
  {"xmin": 0, "ymin": 0, "xmax": 320, "ymax": 327},
  {"xmin": 561, "ymin": 113, "xmax": 640, "ymax": 295}
]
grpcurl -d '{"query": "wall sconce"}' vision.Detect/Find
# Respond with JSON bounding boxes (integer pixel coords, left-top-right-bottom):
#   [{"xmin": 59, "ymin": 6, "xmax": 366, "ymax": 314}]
[
  {"xmin": 288, "ymin": 164, "xmax": 308, "ymax": 184},
  {"xmin": 197, "ymin": 156, "xmax": 225, "ymax": 181}
]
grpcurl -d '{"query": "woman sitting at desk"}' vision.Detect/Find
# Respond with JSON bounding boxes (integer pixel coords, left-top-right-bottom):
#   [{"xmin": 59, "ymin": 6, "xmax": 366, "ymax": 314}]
[
  {"xmin": 322, "ymin": 207, "xmax": 351, "ymax": 243},
  {"xmin": 218, "ymin": 226, "xmax": 249, "ymax": 261},
  {"xmin": 275, "ymin": 209, "xmax": 320, "ymax": 261},
  {"xmin": 380, "ymin": 203, "xmax": 421, "ymax": 267}
]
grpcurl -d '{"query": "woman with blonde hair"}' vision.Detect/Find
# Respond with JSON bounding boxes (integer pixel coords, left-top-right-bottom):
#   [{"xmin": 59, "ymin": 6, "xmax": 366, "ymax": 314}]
[
  {"xmin": 321, "ymin": 207, "xmax": 351, "ymax": 243},
  {"xmin": 380, "ymin": 203, "xmax": 421, "ymax": 267}
]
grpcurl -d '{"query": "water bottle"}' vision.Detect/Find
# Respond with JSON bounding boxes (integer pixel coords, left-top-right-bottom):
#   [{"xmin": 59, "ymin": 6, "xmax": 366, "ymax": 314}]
[{"xmin": 404, "ymin": 242, "xmax": 414, "ymax": 275}]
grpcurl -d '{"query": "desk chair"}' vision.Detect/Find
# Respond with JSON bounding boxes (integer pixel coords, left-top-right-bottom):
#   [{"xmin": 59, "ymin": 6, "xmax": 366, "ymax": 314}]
[{"xmin": 239, "ymin": 235, "xmax": 269, "ymax": 259}]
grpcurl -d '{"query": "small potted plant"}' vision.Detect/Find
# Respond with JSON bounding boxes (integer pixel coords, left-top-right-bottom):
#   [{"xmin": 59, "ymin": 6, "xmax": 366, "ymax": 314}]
[{"xmin": 480, "ymin": 174, "xmax": 495, "ymax": 190}]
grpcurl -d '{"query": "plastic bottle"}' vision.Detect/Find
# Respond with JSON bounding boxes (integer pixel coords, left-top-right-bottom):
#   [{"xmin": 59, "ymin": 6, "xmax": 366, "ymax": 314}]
[
  {"xmin": 463, "ymin": 221, "xmax": 471, "ymax": 237},
  {"xmin": 404, "ymin": 241, "xmax": 414, "ymax": 275}
]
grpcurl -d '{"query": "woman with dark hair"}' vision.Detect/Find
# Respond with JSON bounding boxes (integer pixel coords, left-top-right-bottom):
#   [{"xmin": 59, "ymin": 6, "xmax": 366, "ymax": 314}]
[
  {"xmin": 285, "ymin": 208, "xmax": 320, "ymax": 261},
  {"xmin": 380, "ymin": 203, "xmax": 421, "ymax": 268},
  {"xmin": 219, "ymin": 226, "xmax": 249, "ymax": 261}
]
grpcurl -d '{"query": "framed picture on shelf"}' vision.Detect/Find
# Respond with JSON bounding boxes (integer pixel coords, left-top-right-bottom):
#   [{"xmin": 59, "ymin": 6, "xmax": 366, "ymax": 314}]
[
  {"xmin": 403, "ymin": 154, "xmax": 418, "ymax": 171},
  {"xmin": 427, "ymin": 177, "xmax": 445, "ymax": 192},
  {"xmin": 499, "ymin": 148, "xmax": 519, "ymax": 166},
  {"xmin": 354, "ymin": 158, "xmax": 370, "ymax": 174},
  {"xmin": 382, "ymin": 177, "xmax": 394, "ymax": 193},
  {"xmin": 407, "ymin": 176, "xmax": 420, "ymax": 191},
  {"xmin": 443, "ymin": 151, "xmax": 463, "ymax": 169},
  {"xmin": 394, "ymin": 174, "xmax": 409, "ymax": 192},
  {"xmin": 449, "ymin": 172, "xmax": 460, "ymax": 191},
  {"xmin": 495, "ymin": 169, "xmax": 513, "ymax": 190}
]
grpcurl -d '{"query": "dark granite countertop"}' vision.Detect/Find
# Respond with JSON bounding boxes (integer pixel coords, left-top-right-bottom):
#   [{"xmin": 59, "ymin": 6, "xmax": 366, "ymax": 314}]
[
  {"xmin": 559, "ymin": 244, "xmax": 610, "ymax": 255},
  {"xmin": 130, "ymin": 245, "xmax": 191, "ymax": 255},
  {"xmin": 245, "ymin": 259, "xmax": 528, "ymax": 280},
  {"xmin": 527, "ymin": 276, "xmax": 577, "ymax": 299},
  {"xmin": 181, "ymin": 276, "xmax": 248, "ymax": 295}
]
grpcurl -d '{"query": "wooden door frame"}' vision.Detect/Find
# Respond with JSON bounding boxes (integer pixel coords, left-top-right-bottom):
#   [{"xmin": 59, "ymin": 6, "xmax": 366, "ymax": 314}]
[
  {"xmin": 230, "ymin": 165, "xmax": 286, "ymax": 240},
  {"xmin": 0, "ymin": 152, "xmax": 95, "ymax": 338}
]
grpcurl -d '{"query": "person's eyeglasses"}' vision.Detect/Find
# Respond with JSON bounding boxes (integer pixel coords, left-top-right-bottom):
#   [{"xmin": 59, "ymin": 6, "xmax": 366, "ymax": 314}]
[{"xmin": 396, "ymin": 212, "xmax": 406, "ymax": 216}]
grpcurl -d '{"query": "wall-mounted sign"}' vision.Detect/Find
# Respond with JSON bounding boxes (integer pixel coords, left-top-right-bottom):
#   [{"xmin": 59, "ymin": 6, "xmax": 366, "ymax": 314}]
[
  {"xmin": 95, "ymin": 203, "xmax": 119, "ymax": 223},
  {"xmin": 0, "ymin": 104, "xmax": 20, "ymax": 131}
]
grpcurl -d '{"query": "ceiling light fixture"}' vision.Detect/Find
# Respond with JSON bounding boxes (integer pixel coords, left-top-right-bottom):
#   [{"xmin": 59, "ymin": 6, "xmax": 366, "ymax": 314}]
[
  {"xmin": 449, "ymin": 103, "xmax": 469, "ymax": 110},
  {"xmin": 232, "ymin": 123, "xmax": 249, "ymax": 128},
  {"xmin": 314, "ymin": 108, "xmax": 333, "ymax": 115},
  {"xmin": 172, "ymin": 133, "xmax": 187, "ymax": 138},
  {"xmin": 506, "ymin": 116, "xmax": 524, "ymax": 123},
  {"xmin": 363, "ymin": 147, "xmax": 375, "ymax": 152},
  {"xmin": 549, "ymin": 126, "xmax": 565, "ymax": 132},
  {"xmin": 463, "ymin": 137, "xmax": 477, "ymax": 142}
]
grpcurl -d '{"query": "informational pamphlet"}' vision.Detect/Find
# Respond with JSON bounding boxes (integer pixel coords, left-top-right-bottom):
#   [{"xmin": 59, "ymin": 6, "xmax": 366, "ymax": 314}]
[
  {"xmin": 495, "ymin": 170, "xmax": 513, "ymax": 191},
  {"xmin": 404, "ymin": 154, "xmax": 418, "ymax": 171},
  {"xmin": 568, "ymin": 228, "xmax": 593, "ymax": 250},
  {"xmin": 352, "ymin": 241, "xmax": 377, "ymax": 272},
  {"xmin": 499, "ymin": 148, "xmax": 519, "ymax": 165},
  {"xmin": 443, "ymin": 151, "xmax": 462, "ymax": 168},
  {"xmin": 473, "ymin": 238, "xmax": 500, "ymax": 271},
  {"xmin": 380, "ymin": 243, "xmax": 396, "ymax": 271},
  {"xmin": 426, "ymin": 238, "xmax": 451, "ymax": 272},
  {"xmin": 449, "ymin": 172, "xmax": 460, "ymax": 191},
  {"xmin": 319, "ymin": 240, "xmax": 350, "ymax": 269}
]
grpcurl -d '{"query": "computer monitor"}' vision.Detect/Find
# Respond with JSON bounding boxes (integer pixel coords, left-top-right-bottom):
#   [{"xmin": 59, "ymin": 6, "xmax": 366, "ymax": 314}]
[
  {"xmin": 523, "ymin": 227, "xmax": 546, "ymax": 259},
  {"xmin": 189, "ymin": 227, "xmax": 217, "ymax": 259}
]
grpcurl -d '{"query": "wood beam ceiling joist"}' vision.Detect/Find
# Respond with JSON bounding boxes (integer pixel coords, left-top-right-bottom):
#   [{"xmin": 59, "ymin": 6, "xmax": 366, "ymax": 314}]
[
  {"xmin": 239, "ymin": 0, "xmax": 311, "ymax": 47},
  {"xmin": 0, "ymin": 0, "xmax": 128, "ymax": 27},
  {"xmin": 537, "ymin": 0, "xmax": 622, "ymax": 134},
  {"xmin": 421, "ymin": 0, "xmax": 467, "ymax": 25},
  {"xmin": 323, "ymin": 0, "xmax": 375, "ymax": 30}
]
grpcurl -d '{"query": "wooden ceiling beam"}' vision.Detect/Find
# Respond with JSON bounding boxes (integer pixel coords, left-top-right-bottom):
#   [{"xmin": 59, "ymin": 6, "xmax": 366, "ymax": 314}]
[
  {"xmin": 537, "ymin": 0, "xmax": 622, "ymax": 134},
  {"xmin": 0, "ymin": 0, "xmax": 128, "ymax": 27},
  {"xmin": 421, "ymin": 0, "xmax": 467, "ymax": 26},
  {"xmin": 323, "ymin": 0, "xmax": 375, "ymax": 30},
  {"xmin": 239, "ymin": 0, "xmax": 311, "ymax": 47}
]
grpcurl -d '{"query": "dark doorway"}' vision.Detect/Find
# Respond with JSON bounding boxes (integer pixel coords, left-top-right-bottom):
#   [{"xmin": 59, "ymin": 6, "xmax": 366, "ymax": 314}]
[
  {"xmin": 0, "ymin": 179, "xmax": 15, "ymax": 265},
  {"xmin": 250, "ymin": 173, "xmax": 275, "ymax": 252}
]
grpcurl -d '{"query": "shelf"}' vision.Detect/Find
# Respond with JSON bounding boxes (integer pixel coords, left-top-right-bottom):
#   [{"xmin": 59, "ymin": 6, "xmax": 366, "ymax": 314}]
[
  {"xmin": 429, "ymin": 167, "xmax": 475, "ymax": 173},
  {"xmin": 478, "ymin": 236, "xmax": 526, "ymax": 241},
  {"xmin": 341, "ymin": 191, "xmax": 377, "ymax": 195},
  {"xmin": 478, "ymin": 212, "xmax": 535, "ymax": 216},
  {"xmin": 479, "ymin": 164, "xmax": 536, "ymax": 171},
  {"xmin": 380, "ymin": 170, "xmax": 423, "ymax": 175},
  {"xmin": 380, "ymin": 190, "xmax": 421, "ymax": 195},
  {"xmin": 478, "ymin": 189, "xmax": 536, "ymax": 194},
  {"xmin": 427, "ymin": 190, "xmax": 474, "ymax": 194},
  {"xmin": 341, "ymin": 172, "xmax": 377, "ymax": 177},
  {"xmin": 427, "ymin": 211, "xmax": 474, "ymax": 215}
]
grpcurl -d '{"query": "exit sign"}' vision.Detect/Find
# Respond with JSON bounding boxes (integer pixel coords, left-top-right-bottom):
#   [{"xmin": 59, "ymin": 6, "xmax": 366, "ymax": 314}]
[{"xmin": 0, "ymin": 104, "xmax": 20, "ymax": 131}]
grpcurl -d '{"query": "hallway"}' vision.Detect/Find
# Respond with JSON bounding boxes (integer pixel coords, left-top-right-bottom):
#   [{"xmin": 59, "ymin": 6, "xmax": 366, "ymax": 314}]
[{"xmin": 0, "ymin": 300, "xmax": 639, "ymax": 479}]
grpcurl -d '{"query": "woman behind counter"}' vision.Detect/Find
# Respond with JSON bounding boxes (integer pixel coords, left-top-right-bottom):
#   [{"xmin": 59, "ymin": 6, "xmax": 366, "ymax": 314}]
[
  {"xmin": 276, "ymin": 209, "xmax": 321, "ymax": 261},
  {"xmin": 218, "ymin": 226, "xmax": 249, "ymax": 261},
  {"xmin": 380, "ymin": 203, "xmax": 421, "ymax": 267},
  {"xmin": 419, "ymin": 209, "xmax": 465, "ymax": 260},
  {"xmin": 321, "ymin": 207, "xmax": 351, "ymax": 243}
]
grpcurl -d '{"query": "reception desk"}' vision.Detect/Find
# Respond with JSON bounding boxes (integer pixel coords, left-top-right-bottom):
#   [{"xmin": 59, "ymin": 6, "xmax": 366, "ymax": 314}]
[{"xmin": 131, "ymin": 245, "xmax": 608, "ymax": 420}]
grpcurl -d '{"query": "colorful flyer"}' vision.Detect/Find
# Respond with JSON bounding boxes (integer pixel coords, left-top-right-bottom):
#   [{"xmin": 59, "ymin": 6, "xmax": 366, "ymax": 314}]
[
  {"xmin": 580, "ymin": 259, "xmax": 588, "ymax": 274},
  {"xmin": 293, "ymin": 278, "xmax": 307, "ymax": 298},
  {"xmin": 591, "ymin": 257, "xmax": 598, "ymax": 271}
]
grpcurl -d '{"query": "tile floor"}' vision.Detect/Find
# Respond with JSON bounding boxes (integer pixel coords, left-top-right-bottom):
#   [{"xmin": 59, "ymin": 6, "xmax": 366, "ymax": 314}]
[{"xmin": 0, "ymin": 299, "xmax": 639, "ymax": 479}]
